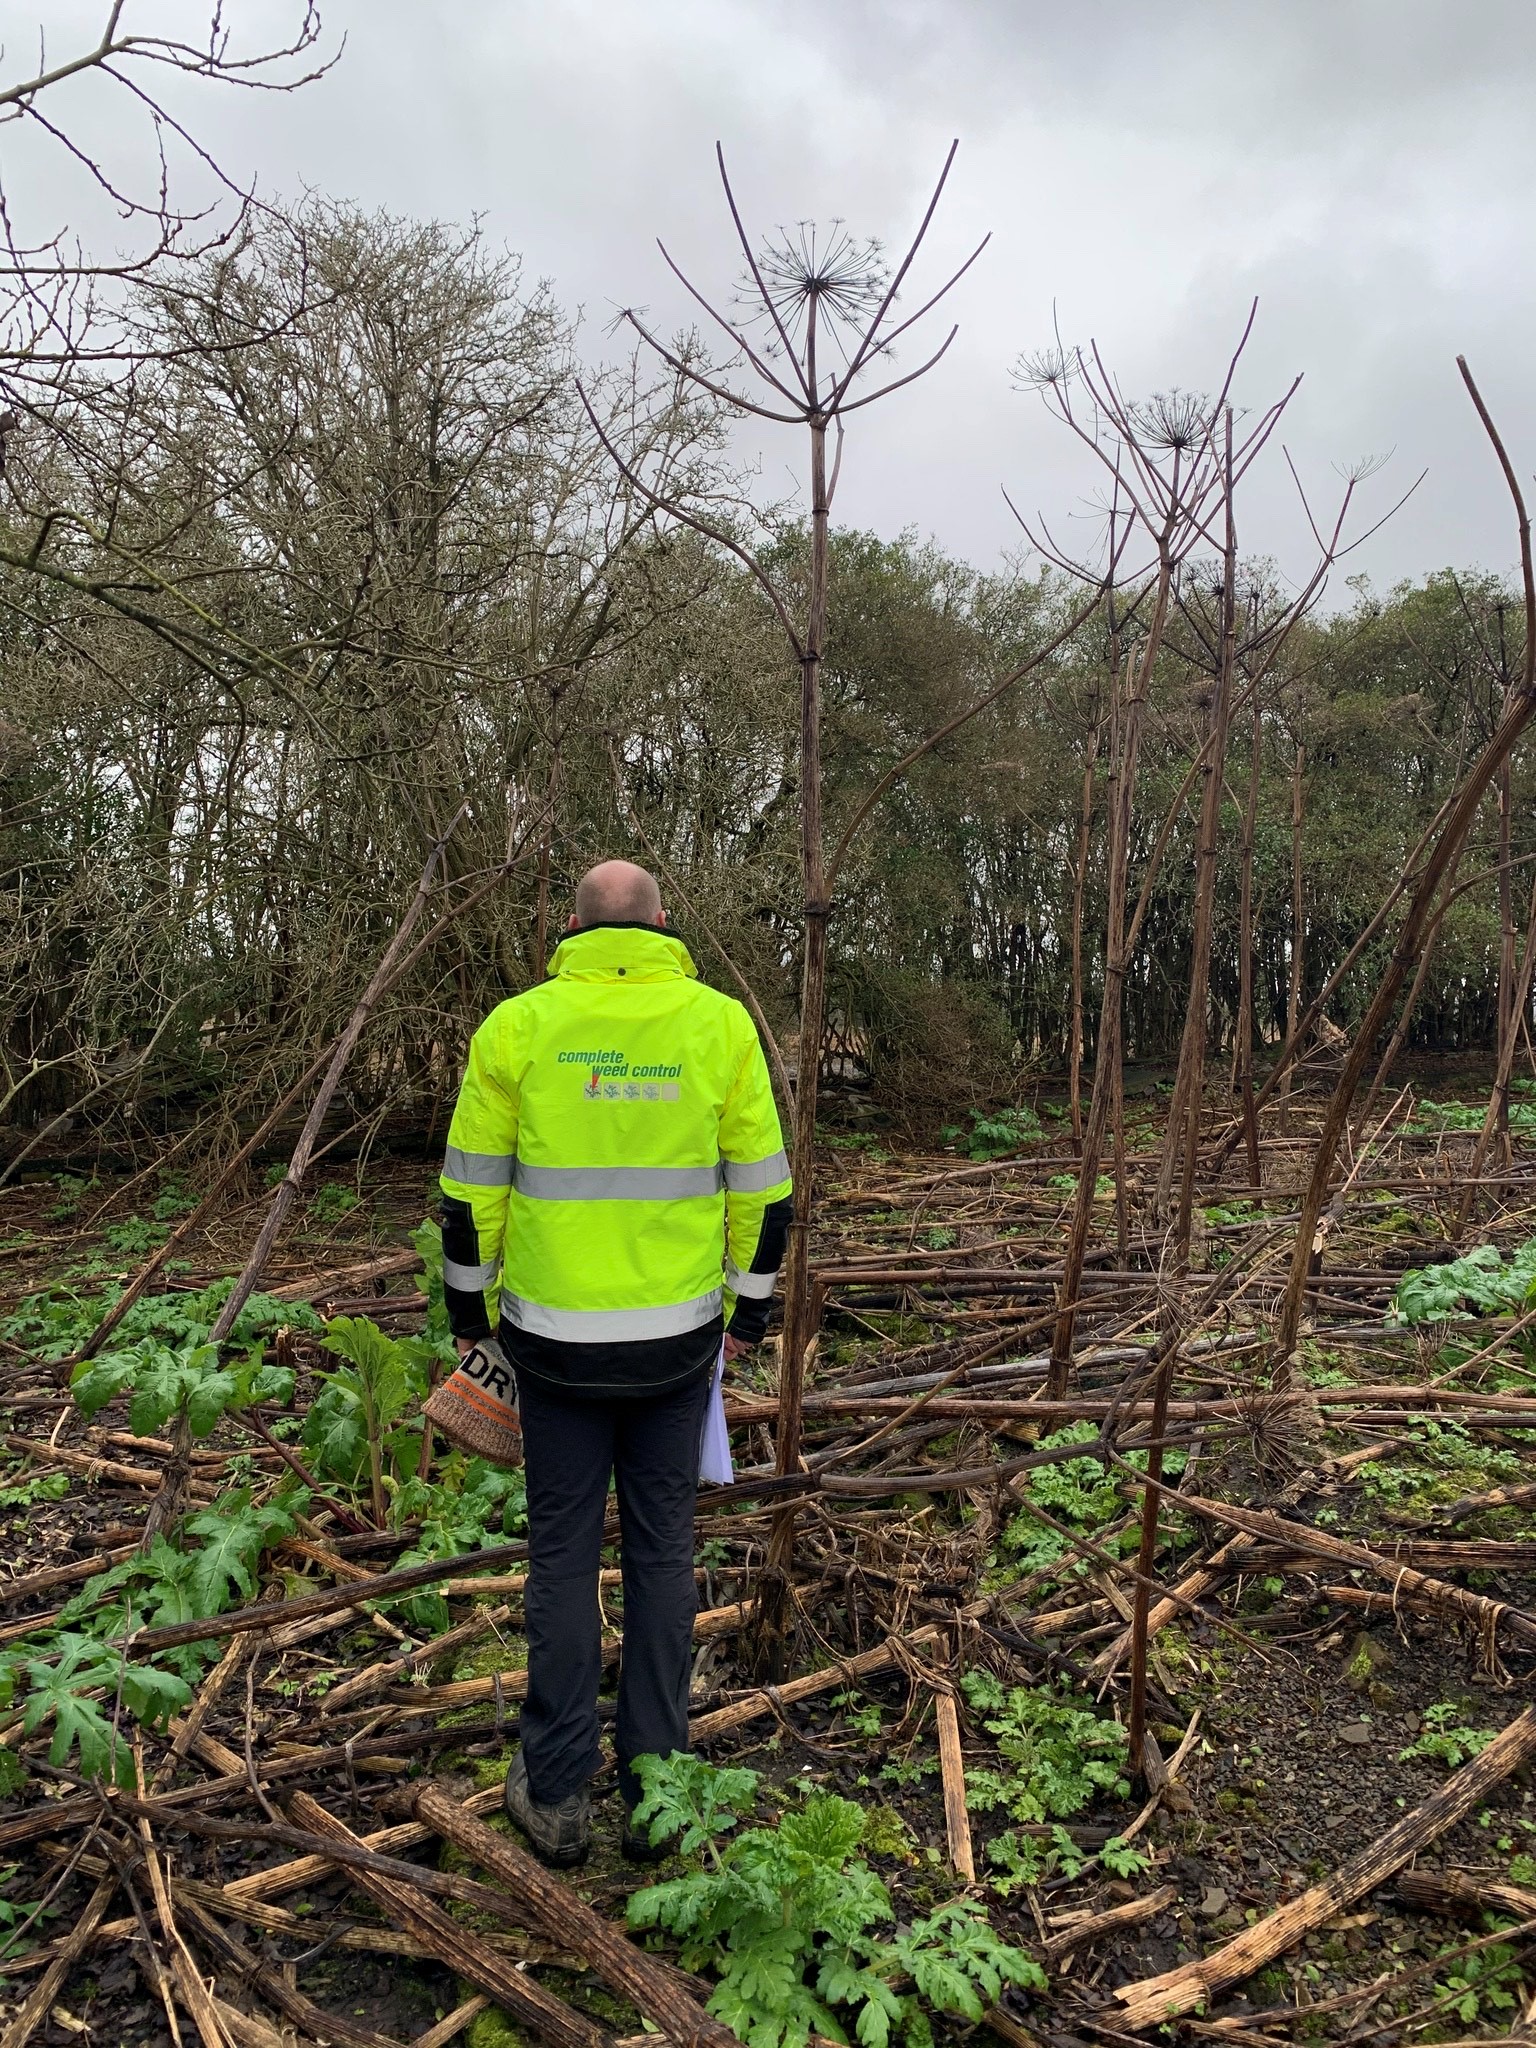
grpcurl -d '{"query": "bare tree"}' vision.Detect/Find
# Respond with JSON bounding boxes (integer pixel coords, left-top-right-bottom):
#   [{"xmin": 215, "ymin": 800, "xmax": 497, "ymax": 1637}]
[{"xmin": 0, "ymin": 4, "xmax": 334, "ymax": 417}]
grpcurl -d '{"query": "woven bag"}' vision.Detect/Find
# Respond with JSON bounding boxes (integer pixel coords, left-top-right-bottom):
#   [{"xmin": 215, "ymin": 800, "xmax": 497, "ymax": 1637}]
[{"xmin": 424, "ymin": 1336, "xmax": 522, "ymax": 1469}]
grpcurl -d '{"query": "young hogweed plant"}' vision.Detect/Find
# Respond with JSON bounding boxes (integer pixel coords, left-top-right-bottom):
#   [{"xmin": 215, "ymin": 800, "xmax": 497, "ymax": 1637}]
[
  {"xmin": 307, "ymin": 1315, "xmax": 425, "ymax": 1524},
  {"xmin": 61, "ymin": 1281, "xmax": 316, "ymax": 1436},
  {"xmin": 0, "ymin": 1863, "xmax": 58, "ymax": 1962},
  {"xmin": 960, "ymin": 1669, "xmax": 1130, "ymax": 1824},
  {"xmin": 626, "ymin": 1753, "xmax": 1043, "ymax": 2048},
  {"xmin": 940, "ymin": 1106, "xmax": 1042, "ymax": 1162},
  {"xmin": 0, "ymin": 1481, "xmax": 309, "ymax": 1785},
  {"xmin": 390, "ymin": 1459, "xmax": 528, "ymax": 1630},
  {"xmin": 957, "ymin": 1672, "xmax": 1145, "ymax": 1897},
  {"xmin": 996, "ymin": 1422, "xmax": 1185, "ymax": 1578},
  {"xmin": 984, "ymin": 1822, "xmax": 1149, "ymax": 1899},
  {"xmin": 1399, "ymin": 1703, "xmax": 1499, "ymax": 1770},
  {"xmin": 0, "ymin": 1634, "xmax": 190, "ymax": 1790},
  {"xmin": 1391, "ymin": 1238, "xmax": 1536, "ymax": 1325},
  {"xmin": 1432, "ymin": 1942, "xmax": 1525, "ymax": 2028}
]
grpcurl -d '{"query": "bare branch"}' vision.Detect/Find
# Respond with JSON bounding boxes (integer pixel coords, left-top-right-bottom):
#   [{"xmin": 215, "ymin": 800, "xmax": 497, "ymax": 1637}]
[{"xmin": 574, "ymin": 374, "xmax": 805, "ymax": 659}]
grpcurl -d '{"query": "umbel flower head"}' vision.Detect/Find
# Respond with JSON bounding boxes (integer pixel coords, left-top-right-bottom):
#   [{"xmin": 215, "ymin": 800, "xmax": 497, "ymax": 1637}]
[
  {"xmin": 1127, "ymin": 387, "xmax": 1213, "ymax": 455},
  {"xmin": 745, "ymin": 220, "xmax": 890, "ymax": 354}
]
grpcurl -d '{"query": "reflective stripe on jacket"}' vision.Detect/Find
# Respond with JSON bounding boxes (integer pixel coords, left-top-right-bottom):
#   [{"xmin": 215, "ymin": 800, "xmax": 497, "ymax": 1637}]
[{"xmin": 439, "ymin": 924, "xmax": 792, "ymax": 1356}]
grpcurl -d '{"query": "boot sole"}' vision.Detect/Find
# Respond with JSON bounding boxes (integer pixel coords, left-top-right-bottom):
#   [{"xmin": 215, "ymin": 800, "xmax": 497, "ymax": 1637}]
[{"xmin": 532, "ymin": 1841, "xmax": 590, "ymax": 1869}]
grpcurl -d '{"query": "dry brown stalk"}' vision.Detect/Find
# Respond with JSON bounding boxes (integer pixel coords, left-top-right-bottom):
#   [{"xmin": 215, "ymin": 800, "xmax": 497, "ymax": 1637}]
[
  {"xmin": 0, "ymin": 1542, "xmax": 140, "ymax": 1606},
  {"xmin": 125, "ymin": 1535, "xmax": 532, "ymax": 1654},
  {"xmin": 414, "ymin": 1787, "xmax": 736, "ymax": 2048},
  {"xmin": 269, "ymin": 1249, "xmax": 425, "ymax": 1303},
  {"xmin": 320, "ymin": 1601, "xmax": 514, "ymax": 1713},
  {"xmin": 174, "ymin": 1891, "xmax": 405, "ymax": 2048},
  {"xmin": 932, "ymin": 1688, "xmax": 976, "ymax": 1881},
  {"xmin": 1090, "ymin": 1536, "xmax": 1251, "ymax": 1680},
  {"xmin": 0, "ymin": 1870, "xmax": 119, "ymax": 2048},
  {"xmin": 1397, "ymin": 1868, "xmax": 1536, "ymax": 1921},
  {"xmin": 1113, "ymin": 1705, "xmax": 1536, "ymax": 2028},
  {"xmin": 133, "ymin": 1744, "xmax": 232, "ymax": 2048},
  {"xmin": 206, "ymin": 2001, "xmax": 294, "ymax": 2048},
  {"xmin": 221, "ymin": 1788, "xmax": 504, "ymax": 1905},
  {"xmin": 1444, "ymin": 1477, "xmax": 1536, "ymax": 1522},
  {"xmin": 1043, "ymin": 1884, "xmax": 1177, "ymax": 1965},
  {"xmin": 411, "ymin": 2001, "xmax": 491, "ymax": 2048},
  {"xmin": 286, "ymin": 1791, "xmax": 614, "ymax": 2048},
  {"xmin": 1, "ymin": 1433, "xmax": 217, "ymax": 1496},
  {"xmin": 1177, "ymin": 1493, "xmax": 1536, "ymax": 1649},
  {"xmin": 586, "ymin": 140, "xmax": 1001, "ymax": 1671}
]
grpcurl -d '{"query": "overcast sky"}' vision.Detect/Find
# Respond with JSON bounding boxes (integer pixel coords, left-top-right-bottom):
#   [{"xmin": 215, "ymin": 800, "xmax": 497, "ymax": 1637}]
[{"xmin": 18, "ymin": 0, "xmax": 1536, "ymax": 601}]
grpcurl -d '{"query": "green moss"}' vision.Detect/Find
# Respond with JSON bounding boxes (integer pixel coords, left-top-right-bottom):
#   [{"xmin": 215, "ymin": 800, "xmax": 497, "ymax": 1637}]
[
  {"xmin": 469, "ymin": 1750, "xmax": 515, "ymax": 1791},
  {"xmin": 1155, "ymin": 1628, "xmax": 1192, "ymax": 1672},
  {"xmin": 861, "ymin": 1805, "xmax": 917, "ymax": 1860},
  {"xmin": 1345, "ymin": 1643, "xmax": 1378, "ymax": 1690},
  {"xmin": 554, "ymin": 1978, "xmax": 639, "ymax": 2029},
  {"xmin": 467, "ymin": 2005, "xmax": 526, "ymax": 2048},
  {"xmin": 453, "ymin": 1635, "xmax": 528, "ymax": 1682}
]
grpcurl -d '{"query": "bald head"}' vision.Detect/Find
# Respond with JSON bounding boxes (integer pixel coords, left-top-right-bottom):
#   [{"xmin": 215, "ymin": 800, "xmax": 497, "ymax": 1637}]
[{"xmin": 570, "ymin": 859, "xmax": 664, "ymax": 931}]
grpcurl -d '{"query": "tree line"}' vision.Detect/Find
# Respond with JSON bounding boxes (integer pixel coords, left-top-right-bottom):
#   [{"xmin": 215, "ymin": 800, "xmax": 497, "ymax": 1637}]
[{"xmin": 1, "ymin": 201, "xmax": 1529, "ymax": 1162}]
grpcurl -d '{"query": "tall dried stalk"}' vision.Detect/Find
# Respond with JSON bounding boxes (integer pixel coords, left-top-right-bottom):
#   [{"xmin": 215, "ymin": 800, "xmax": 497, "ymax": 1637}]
[
  {"xmin": 1233, "ymin": 673, "xmax": 1264, "ymax": 1184},
  {"xmin": 1274, "ymin": 356, "xmax": 1536, "ymax": 1360},
  {"xmin": 583, "ymin": 143, "xmax": 988, "ymax": 1664},
  {"xmin": 1128, "ymin": 412, "xmax": 1238, "ymax": 1775},
  {"xmin": 1280, "ymin": 717, "xmax": 1306, "ymax": 1136},
  {"xmin": 1025, "ymin": 316, "xmax": 1297, "ymax": 1397},
  {"xmin": 1067, "ymin": 690, "xmax": 1106, "ymax": 1143}
]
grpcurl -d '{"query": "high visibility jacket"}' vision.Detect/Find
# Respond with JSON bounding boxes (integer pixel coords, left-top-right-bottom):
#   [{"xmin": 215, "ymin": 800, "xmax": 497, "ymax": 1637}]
[{"xmin": 439, "ymin": 924, "xmax": 792, "ymax": 1393}]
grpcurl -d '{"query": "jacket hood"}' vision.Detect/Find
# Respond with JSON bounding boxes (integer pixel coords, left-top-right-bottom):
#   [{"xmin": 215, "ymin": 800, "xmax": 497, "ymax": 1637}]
[{"xmin": 546, "ymin": 924, "xmax": 698, "ymax": 983}]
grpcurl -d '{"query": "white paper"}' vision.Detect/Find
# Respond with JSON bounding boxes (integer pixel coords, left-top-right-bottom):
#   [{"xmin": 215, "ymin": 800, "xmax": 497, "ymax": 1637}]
[{"xmin": 698, "ymin": 1344, "xmax": 734, "ymax": 1486}]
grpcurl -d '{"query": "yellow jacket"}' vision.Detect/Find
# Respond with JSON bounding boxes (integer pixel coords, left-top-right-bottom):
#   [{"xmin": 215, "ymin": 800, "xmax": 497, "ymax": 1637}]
[{"xmin": 439, "ymin": 925, "xmax": 791, "ymax": 1387}]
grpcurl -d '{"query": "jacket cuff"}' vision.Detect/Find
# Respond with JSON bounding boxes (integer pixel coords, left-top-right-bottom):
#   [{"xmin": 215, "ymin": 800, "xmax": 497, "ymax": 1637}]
[
  {"xmin": 441, "ymin": 1197, "xmax": 495, "ymax": 1342},
  {"xmin": 726, "ymin": 1295, "xmax": 771, "ymax": 1345},
  {"xmin": 444, "ymin": 1291, "xmax": 493, "ymax": 1342}
]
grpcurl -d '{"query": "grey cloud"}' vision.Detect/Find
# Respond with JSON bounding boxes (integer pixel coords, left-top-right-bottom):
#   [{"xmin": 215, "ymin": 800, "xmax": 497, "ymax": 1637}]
[{"xmin": 19, "ymin": 0, "xmax": 1536, "ymax": 594}]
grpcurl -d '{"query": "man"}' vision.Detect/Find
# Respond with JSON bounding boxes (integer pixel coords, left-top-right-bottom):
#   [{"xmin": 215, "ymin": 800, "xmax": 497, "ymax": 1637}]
[{"xmin": 431, "ymin": 859, "xmax": 792, "ymax": 1866}]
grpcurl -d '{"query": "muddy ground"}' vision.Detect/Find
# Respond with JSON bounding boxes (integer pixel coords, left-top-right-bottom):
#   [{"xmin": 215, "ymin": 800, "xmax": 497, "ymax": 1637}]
[{"xmin": 1, "ymin": 1087, "xmax": 1533, "ymax": 2048}]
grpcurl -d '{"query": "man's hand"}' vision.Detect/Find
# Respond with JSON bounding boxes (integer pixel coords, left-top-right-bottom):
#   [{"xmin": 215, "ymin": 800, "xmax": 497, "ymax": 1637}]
[
  {"xmin": 723, "ymin": 1333, "xmax": 754, "ymax": 1363},
  {"xmin": 455, "ymin": 1336, "xmax": 480, "ymax": 1359}
]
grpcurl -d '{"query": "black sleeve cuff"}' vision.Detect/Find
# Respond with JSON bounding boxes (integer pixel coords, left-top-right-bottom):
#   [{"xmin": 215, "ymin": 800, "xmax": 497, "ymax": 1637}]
[
  {"xmin": 726, "ymin": 1196, "xmax": 793, "ymax": 1346},
  {"xmin": 727, "ymin": 1296, "xmax": 771, "ymax": 1345},
  {"xmin": 441, "ymin": 1197, "xmax": 493, "ymax": 1341}
]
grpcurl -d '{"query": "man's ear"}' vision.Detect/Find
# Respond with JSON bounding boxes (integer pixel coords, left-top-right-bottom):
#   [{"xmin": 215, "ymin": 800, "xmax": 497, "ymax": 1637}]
[
  {"xmin": 566, "ymin": 913, "xmax": 579, "ymax": 931},
  {"xmin": 656, "ymin": 909, "xmax": 668, "ymax": 928}
]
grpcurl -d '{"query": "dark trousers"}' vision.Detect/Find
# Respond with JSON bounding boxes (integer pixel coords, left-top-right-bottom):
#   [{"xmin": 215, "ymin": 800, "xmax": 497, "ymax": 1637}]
[{"xmin": 515, "ymin": 1368, "xmax": 711, "ymax": 1806}]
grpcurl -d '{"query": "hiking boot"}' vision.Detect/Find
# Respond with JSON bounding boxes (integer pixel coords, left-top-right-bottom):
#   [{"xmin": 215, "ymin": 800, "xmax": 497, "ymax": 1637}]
[{"xmin": 504, "ymin": 1750, "xmax": 590, "ymax": 1868}]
